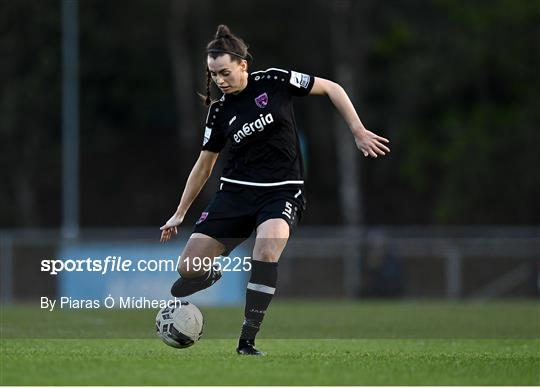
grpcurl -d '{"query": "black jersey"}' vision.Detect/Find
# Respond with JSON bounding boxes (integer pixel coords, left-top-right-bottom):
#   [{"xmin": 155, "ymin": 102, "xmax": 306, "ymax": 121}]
[{"xmin": 201, "ymin": 68, "xmax": 315, "ymax": 187}]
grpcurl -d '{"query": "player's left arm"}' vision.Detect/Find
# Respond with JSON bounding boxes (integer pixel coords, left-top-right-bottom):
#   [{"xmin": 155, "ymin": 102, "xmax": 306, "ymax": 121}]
[{"xmin": 309, "ymin": 77, "xmax": 390, "ymax": 158}]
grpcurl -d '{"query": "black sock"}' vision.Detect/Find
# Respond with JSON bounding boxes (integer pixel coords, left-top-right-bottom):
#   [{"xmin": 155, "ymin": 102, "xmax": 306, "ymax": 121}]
[
  {"xmin": 239, "ymin": 260, "xmax": 278, "ymax": 346},
  {"xmin": 170, "ymin": 269, "xmax": 211, "ymax": 296}
]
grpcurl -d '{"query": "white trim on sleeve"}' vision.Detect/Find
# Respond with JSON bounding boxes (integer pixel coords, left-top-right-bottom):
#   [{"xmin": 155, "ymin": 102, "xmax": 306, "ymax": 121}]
[{"xmin": 251, "ymin": 68, "xmax": 288, "ymax": 75}]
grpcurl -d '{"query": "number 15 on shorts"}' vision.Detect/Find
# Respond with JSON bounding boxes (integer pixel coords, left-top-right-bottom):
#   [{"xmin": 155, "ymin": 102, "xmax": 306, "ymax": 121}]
[{"xmin": 282, "ymin": 201, "xmax": 294, "ymax": 220}]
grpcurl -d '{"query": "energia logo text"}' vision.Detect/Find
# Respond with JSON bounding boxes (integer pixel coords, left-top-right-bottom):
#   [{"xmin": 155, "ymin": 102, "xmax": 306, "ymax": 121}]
[{"xmin": 233, "ymin": 113, "xmax": 274, "ymax": 143}]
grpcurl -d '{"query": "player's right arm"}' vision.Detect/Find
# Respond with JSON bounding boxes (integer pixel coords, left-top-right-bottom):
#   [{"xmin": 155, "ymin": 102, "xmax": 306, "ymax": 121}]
[
  {"xmin": 160, "ymin": 150, "xmax": 219, "ymax": 243},
  {"xmin": 161, "ymin": 100, "xmax": 227, "ymax": 242}
]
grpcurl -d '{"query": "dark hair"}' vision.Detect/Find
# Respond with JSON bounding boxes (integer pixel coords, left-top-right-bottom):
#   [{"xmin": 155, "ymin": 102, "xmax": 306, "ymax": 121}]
[{"xmin": 202, "ymin": 25, "xmax": 250, "ymax": 106}]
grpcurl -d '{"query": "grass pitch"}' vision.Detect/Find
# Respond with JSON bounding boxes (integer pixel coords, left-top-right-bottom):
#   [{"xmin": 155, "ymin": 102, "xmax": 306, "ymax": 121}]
[{"xmin": 1, "ymin": 301, "xmax": 539, "ymax": 385}]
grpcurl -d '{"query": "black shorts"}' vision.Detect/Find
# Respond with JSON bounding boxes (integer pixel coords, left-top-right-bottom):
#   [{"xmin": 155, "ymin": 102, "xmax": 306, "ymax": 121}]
[{"xmin": 193, "ymin": 183, "xmax": 307, "ymax": 255}]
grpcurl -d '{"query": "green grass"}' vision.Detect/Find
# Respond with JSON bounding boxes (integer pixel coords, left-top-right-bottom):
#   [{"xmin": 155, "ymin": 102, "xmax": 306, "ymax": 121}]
[
  {"xmin": 2, "ymin": 338, "xmax": 539, "ymax": 385},
  {"xmin": 1, "ymin": 301, "xmax": 539, "ymax": 385}
]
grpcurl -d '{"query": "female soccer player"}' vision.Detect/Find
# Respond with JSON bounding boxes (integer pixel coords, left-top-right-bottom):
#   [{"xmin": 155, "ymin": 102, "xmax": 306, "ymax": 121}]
[{"xmin": 160, "ymin": 25, "xmax": 389, "ymax": 355}]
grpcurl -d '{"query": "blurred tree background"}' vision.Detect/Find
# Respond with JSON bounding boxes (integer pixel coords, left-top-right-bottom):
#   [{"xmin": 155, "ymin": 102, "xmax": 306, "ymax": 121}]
[{"xmin": 2, "ymin": 0, "xmax": 539, "ymax": 228}]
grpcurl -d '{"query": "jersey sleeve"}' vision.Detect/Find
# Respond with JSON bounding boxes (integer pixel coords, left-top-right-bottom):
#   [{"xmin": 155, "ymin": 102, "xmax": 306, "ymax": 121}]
[
  {"xmin": 285, "ymin": 69, "xmax": 315, "ymax": 97},
  {"xmin": 254, "ymin": 68, "xmax": 315, "ymax": 97},
  {"xmin": 201, "ymin": 101, "xmax": 226, "ymax": 153}
]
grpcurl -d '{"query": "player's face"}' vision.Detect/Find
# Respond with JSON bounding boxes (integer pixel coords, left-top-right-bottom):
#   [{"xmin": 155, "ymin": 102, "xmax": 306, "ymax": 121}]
[{"xmin": 207, "ymin": 54, "xmax": 247, "ymax": 94}]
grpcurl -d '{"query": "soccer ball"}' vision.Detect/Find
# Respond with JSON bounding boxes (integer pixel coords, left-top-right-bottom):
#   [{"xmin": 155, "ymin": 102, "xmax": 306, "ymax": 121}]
[{"xmin": 155, "ymin": 300, "xmax": 204, "ymax": 348}]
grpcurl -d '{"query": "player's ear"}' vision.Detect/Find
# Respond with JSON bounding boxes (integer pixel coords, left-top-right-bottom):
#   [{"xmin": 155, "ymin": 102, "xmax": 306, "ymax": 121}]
[{"xmin": 240, "ymin": 59, "xmax": 248, "ymax": 72}]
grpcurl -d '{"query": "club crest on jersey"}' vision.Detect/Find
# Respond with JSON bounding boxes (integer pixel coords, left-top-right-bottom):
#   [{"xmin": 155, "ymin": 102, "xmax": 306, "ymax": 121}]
[
  {"xmin": 233, "ymin": 113, "xmax": 274, "ymax": 143},
  {"xmin": 254, "ymin": 92, "xmax": 269, "ymax": 108},
  {"xmin": 196, "ymin": 212, "xmax": 209, "ymax": 225}
]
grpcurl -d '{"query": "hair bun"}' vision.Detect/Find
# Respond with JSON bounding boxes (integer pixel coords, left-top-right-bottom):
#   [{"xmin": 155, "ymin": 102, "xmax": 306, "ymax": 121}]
[{"xmin": 215, "ymin": 24, "xmax": 232, "ymax": 39}]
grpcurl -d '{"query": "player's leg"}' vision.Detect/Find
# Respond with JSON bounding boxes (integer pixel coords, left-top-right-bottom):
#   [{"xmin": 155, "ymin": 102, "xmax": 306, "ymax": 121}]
[
  {"xmin": 177, "ymin": 233, "xmax": 225, "ymax": 277},
  {"xmin": 237, "ymin": 218, "xmax": 290, "ymax": 356},
  {"xmin": 171, "ymin": 183, "xmax": 254, "ymax": 297},
  {"xmin": 170, "ymin": 233, "xmax": 226, "ymax": 297}
]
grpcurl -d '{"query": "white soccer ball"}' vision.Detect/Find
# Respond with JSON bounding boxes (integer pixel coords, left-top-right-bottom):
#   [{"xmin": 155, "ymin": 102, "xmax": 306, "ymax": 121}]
[{"xmin": 155, "ymin": 300, "xmax": 204, "ymax": 348}]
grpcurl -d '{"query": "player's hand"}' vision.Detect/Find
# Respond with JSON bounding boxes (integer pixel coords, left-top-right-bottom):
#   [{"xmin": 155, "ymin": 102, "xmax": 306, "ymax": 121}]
[
  {"xmin": 160, "ymin": 213, "xmax": 183, "ymax": 243},
  {"xmin": 354, "ymin": 130, "xmax": 390, "ymax": 158}
]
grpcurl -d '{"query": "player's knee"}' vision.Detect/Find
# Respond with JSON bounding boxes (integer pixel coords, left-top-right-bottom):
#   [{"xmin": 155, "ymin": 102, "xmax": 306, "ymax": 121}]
[{"xmin": 254, "ymin": 245, "xmax": 279, "ymax": 262}]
